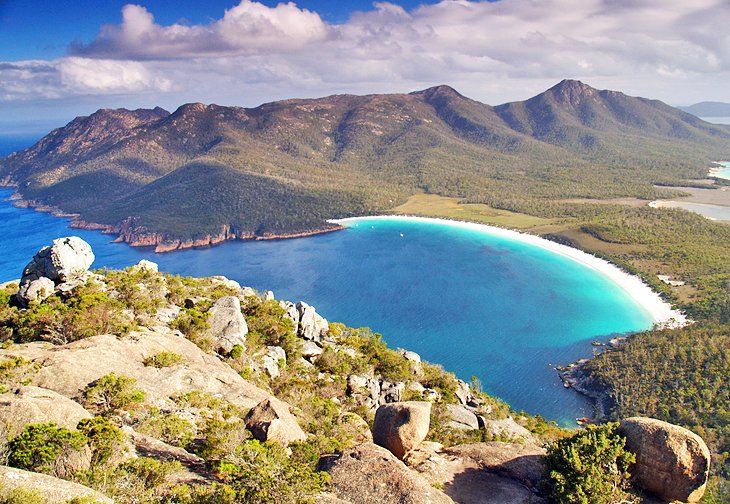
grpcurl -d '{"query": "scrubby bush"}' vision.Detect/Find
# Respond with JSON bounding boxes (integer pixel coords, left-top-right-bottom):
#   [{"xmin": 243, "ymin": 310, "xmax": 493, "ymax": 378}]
[
  {"xmin": 243, "ymin": 298, "xmax": 298, "ymax": 355},
  {"xmin": 544, "ymin": 423, "xmax": 635, "ymax": 504},
  {"xmin": 137, "ymin": 409, "xmax": 195, "ymax": 449},
  {"xmin": 83, "ymin": 373, "xmax": 145, "ymax": 416},
  {"xmin": 7, "ymin": 423, "xmax": 86, "ymax": 475},
  {"xmin": 0, "ymin": 487, "xmax": 44, "ymax": 504},
  {"xmin": 76, "ymin": 416, "xmax": 126, "ymax": 466},
  {"xmin": 142, "ymin": 351, "xmax": 183, "ymax": 368},
  {"xmin": 212, "ymin": 440, "xmax": 328, "ymax": 503},
  {"xmin": 0, "ymin": 281, "xmax": 131, "ymax": 345},
  {"xmin": 109, "ymin": 457, "xmax": 181, "ymax": 502}
]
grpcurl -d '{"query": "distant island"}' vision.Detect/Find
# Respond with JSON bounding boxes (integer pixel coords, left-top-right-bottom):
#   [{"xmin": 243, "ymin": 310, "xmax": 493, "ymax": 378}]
[
  {"xmin": 679, "ymin": 101, "xmax": 730, "ymax": 117},
  {"xmin": 1, "ymin": 79, "xmax": 728, "ymax": 252}
]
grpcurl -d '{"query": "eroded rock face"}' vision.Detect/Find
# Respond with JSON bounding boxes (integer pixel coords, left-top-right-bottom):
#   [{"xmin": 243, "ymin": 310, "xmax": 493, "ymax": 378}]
[
  {"xmin": 205, "ymin": 296, "xmax": 248, "ymax": 354},
  {"xmin": 244, "ymin": 398, "xmax": 306, "ymax": 446},
  {"xmin": 0, "ymin": 466, "xmax": 112, "ymax": 503},
  {"xmin": 0, "ymin": 386, "xmax": 93, "ymax": 437},
  {"xmin": 297, "ymin": 301, "xmax": 329, "ymax": 341},
  {"xmin": 619, "ymin": 417, "xmax": 711, "ymax": 503},
  {"xmin": 318, "ymin": 443, "xmax": 454, "ymax": 504},
  {"xmin": 372, "ymin": 401, "xmax": 431, "ymax": 460}
]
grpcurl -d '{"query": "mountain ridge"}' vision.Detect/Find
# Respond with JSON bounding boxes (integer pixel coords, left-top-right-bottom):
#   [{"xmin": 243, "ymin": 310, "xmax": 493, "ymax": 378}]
[{"xmin": 1, "ymin": 80, "xmax": 728, "ymax": 250}]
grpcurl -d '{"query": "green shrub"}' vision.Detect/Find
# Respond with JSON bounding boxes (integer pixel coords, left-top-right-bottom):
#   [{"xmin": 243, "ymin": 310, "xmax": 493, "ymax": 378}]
[
  {"xmin": 142, "ymin": 351, "xmax": 183, "ymax": 368},
  {"xmin": 137, "ymin": 408, "xmax": 196, "ymax": 448},
  {"xmin": 76, "ymin": 416, "xmax": 125, "ymax": 466},
  {"xmin": 1, "ymin": 487, "xmax": 45, "ymax": 504},
  {"xmin": 108, "ymin": 457, "xmax": 181, "ymax": 502},
  {"xmin": 243, "ymin": 297, "xmax": 298, "ymax": 355},
  {"xmin": 213, "ymin": 440, "xmax": 328, "ymax": 503},
  {"xmin": 7, "ymin": 423, "xmax": 86, "ymax": 474},
  {"xmin": 82, "ymin": 373, "xmax": 145, "ymax": 416},
  {"xmin": 544, "ymin": 423, "xmax": 635, "ymax": 504}
]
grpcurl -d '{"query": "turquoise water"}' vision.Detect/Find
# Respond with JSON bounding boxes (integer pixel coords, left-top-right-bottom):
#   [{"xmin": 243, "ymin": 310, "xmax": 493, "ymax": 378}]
[
  {"xmin": 712, "ymin": 161, "xmax": 730, "ymax": 180},
  {"xmin": 0, "ymin": 136, "xmax": 655, "ymax": 424}
]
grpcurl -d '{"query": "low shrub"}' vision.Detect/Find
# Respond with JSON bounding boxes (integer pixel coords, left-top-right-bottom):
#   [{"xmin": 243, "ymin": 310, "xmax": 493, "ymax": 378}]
[{"xmin": 544, "ymin": 423, "xmax": 635, "ymax": 504}]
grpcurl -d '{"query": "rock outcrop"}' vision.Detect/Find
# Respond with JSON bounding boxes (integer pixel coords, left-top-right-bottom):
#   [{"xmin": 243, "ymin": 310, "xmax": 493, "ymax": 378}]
[
  {"xmin": 244, "ymin": 398, "xmax": 307, "ymax": 446},
  {"xmin": 0, "ymin": 386, "xmax": 93, "ymax": 436},
  {"xmin": 17, "ymin": 236, "xmax": 95, "ymax": 306},
  {"xmin": 204, "ymin": 296, "xmax": 248, "ymax": 354},
  {"xmin": 408, "ymin": 442, "xmax": 547, "ymax": 504},
  {"xmin": 619, "ymin": 417, "xmax": 711, "ymax": 503},
  {"xmin": 318, "ymin": 443, "xmax": 454, "ymax": 504},
  {"xmin": 297, "ymin": 301, "xmax": 329, "ymax": 341},
  {"xmin": 0, "ymin": 329, "xmax": 272, "ymax": 411},
  {"xmin": 372, "ymin": 401, "xmax": 431, "ymax": 460},
  {"xmin": 0, "ymin": 466, "xmax": 112, "ymax": 503}
]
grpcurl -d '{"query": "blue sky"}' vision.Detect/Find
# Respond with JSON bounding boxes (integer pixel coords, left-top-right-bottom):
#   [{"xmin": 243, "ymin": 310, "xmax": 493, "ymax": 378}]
[{"xmin": 0, "ymin": 0, "xmax": 728, "ymax": 133}]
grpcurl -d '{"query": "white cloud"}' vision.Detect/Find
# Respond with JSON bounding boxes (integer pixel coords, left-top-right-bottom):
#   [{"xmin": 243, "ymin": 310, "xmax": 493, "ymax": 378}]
[{"xmin": 1, "ymin": 0, "xmax": 729, "ymax": 115}]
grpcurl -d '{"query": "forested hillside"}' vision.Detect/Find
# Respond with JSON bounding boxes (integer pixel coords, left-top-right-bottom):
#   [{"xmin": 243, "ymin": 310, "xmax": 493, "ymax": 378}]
[{"xmin": 1, "ymin": 80, "xmax": 728, "ymax": 248}]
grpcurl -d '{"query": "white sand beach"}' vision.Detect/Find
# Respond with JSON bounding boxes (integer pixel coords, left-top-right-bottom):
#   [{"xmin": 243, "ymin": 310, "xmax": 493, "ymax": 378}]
[{"xmin": 331, "ymin": 215, "xmax": 687, "ymax": 328}]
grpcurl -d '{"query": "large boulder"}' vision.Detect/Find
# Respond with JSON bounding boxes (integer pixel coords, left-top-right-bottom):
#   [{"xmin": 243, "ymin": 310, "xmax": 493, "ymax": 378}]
[
  {"xmin": 318, "ymin": 443, "xmax": 454, "ymax": 504},
  {"xmin": 16, "ymin": 276, "xmax": 55, "ymax": 305},
  {"xmin": 0, "ymin": 386, "xmax": 93, "ymax": 436},
  {"xmin": 619, "ymin": 417, "xmax": 711, "ymax": 503},
  {"xmin": 0, "ymin": 466, "xmax": 112, "ymax": 503},
  {"xmin": 445, "ymin": 404, "xmax": 480, "ymax": 430},
  {"xmin": 17, "ymin": 237, "xmax": 95, "ymax": 307},
  {"xmin": 205, "ymin": 296, "xmax": 248, "ymax": 354},
  {"xmin": 297, "ymin": 302, "xmax": 329, "ymax": 341},
  {"xmin": 22, "ymin": 236, "xmax": 95, "ymax": 283},
  {"xmin": 244, "ymin": 398, "xmax": 306, "ymax": 446},
  {"xmin": 372, "ymin": 401, "xmax": 431, "ymax": 460}
]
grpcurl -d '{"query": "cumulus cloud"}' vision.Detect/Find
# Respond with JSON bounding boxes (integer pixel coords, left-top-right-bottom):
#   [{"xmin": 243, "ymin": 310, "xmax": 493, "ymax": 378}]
[
  {"xmin": 0, "ymin": 58, "xmax": 172, "ymax": 101},
  {"xmin": 1, "ymin": 0, "xmax": 730, "ymax": 111},
  {"xmin": 71, "ymin": 2, "xmax": 330, "ymax": 59}
]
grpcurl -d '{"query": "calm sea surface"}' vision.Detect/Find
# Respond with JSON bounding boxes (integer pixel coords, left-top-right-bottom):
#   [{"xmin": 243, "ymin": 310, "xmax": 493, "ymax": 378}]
[{"xmin": 0, "ymin": 136, "xmax": 654, "ymax": 425}]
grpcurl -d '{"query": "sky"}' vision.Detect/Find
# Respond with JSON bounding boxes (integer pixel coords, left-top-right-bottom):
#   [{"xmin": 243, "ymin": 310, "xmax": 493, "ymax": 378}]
[{"xmin": 0, "ymin": 0, "xmax": 729, "ymax": 134}]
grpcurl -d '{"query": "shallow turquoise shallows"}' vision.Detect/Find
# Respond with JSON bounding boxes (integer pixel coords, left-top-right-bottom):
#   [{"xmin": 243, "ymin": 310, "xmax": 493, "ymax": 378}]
[
  {"xmin": 0, "ymin": 191, "xmax": 655, "ymax": 424},
  {"xmin": 0, "ymin": 138, "xmax": 655, "ymax": 425}
]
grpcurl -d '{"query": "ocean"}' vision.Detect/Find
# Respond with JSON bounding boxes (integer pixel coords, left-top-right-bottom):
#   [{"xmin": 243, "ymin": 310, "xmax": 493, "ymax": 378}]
[{"xmin": 0, "ymin": 136, "xmax": 654, "ymax": 424}]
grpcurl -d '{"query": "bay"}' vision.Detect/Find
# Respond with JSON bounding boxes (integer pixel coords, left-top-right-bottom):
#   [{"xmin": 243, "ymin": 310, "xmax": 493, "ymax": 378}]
[{"xmin": 0, "ymin": 135, "xmax": 655, "ymax": 425}]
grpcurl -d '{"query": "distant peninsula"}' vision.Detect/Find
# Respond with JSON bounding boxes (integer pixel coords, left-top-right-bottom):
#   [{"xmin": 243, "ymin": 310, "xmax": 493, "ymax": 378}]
[
  {"xmin": 1, "ymin": 79, "xmax": 729, "ymax": 251},
  {"xmin": 679, "ymin": 101, "xmax": 730, "ymax": 117}
]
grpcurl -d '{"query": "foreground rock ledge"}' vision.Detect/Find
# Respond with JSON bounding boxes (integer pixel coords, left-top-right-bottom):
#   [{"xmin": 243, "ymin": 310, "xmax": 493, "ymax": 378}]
[
  {"xmin": 0, "ymin": 466, "xmax": 112, "ymax": 503},
  {"xmin": 619, "ymin": 417, "xmax": 711, "ymax": 503},
  {"xmin": 318, "ymin": 443, "xmax": 453, "ymax": 504}
]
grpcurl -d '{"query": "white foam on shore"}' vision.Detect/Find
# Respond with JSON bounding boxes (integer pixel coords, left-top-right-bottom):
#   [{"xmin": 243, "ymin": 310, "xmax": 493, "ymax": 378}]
[
  {"xmin": 709, "ymin": 161, "xmax": 730, "ymax": 181},
  {"xmin": 330, "ymin": 215, "xmax": 687, "ymax": 328}
]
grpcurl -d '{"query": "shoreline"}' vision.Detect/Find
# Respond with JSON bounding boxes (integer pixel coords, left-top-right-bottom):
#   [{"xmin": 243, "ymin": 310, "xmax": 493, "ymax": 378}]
[
  {"xmin": 331, "ymin": 215, "xmax": 687, "ymax": 328},
  {"xmin": 3, "ymin": 188, "xmax": 344, "ymax": 253},
  {"xmin": 708, "ymin": 161, "xmax": 730, "ymax": 180}
]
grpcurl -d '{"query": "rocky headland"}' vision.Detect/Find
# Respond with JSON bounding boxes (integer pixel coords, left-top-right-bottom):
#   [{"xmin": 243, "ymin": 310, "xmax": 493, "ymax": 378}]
[{"xmin": 0, "ymin": 237, "xmax": 712, "ymax": 503}]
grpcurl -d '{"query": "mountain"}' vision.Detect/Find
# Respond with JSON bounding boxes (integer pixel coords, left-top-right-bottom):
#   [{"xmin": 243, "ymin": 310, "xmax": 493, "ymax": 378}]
[
  {"xmin": 679, "ymin": 101, "xmax": 730, "ymax": 117},
  {"xmin": 1, "ymin": 80, "xmax": 728, "ymax": 250}
]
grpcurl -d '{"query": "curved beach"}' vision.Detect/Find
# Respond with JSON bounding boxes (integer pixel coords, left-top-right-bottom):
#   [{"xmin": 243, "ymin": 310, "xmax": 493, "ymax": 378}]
[{"xmin": 331, "ymin": 215, "xmax": 686, "ymax": 328}]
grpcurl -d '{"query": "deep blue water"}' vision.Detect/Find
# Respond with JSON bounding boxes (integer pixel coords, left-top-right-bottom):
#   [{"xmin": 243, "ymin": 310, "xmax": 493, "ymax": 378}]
[{"xmin": 0, "ymin": 136, "xmax": 654, "ymax": 424}]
